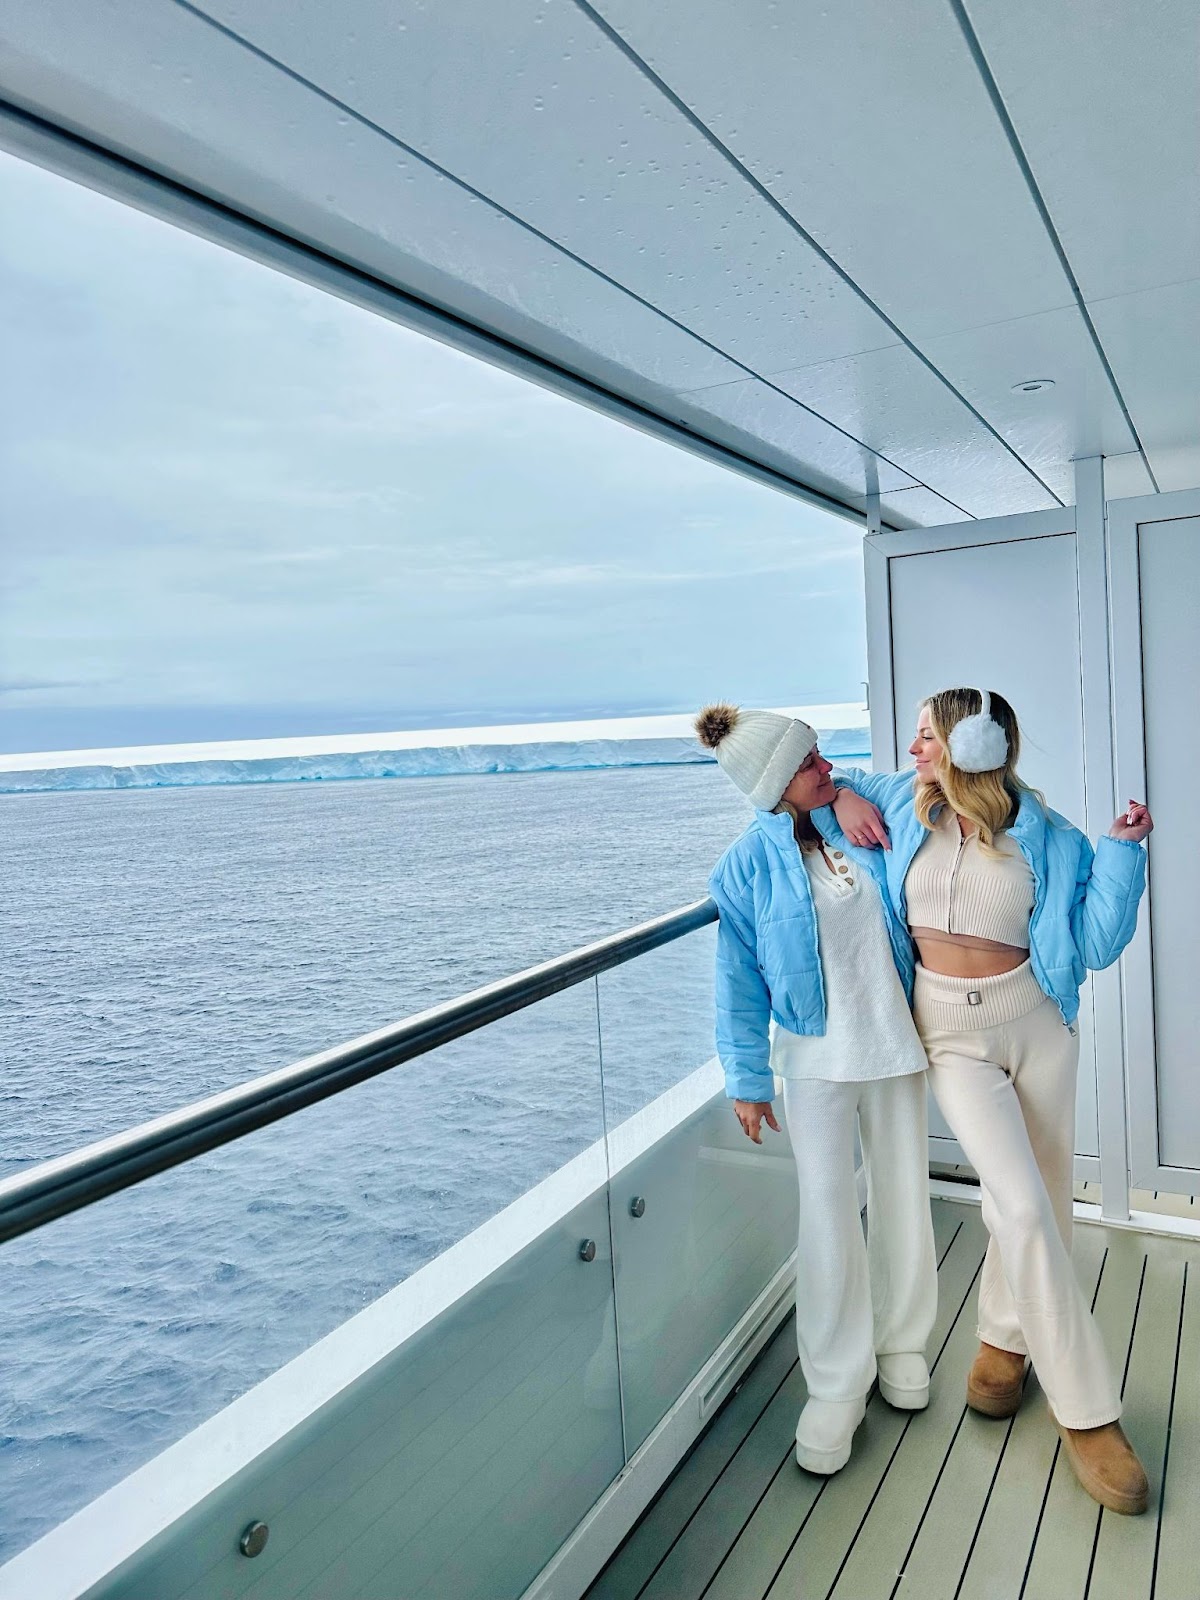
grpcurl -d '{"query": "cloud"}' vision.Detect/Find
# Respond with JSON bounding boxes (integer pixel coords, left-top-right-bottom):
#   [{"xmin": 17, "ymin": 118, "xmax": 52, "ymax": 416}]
[{"xmin": 0, "ymin": 677, "xmax": 94, "ymax": 694}]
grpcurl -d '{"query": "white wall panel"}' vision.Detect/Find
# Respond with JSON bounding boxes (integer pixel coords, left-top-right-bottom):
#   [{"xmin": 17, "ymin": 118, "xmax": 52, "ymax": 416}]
[{"xmin": 883, "ymin": 530, "xmax": 1098, "ymax": 1159}]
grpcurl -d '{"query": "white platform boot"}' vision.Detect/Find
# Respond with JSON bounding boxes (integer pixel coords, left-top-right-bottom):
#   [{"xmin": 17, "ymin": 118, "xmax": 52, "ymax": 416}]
[
  {"xmin": 794, "ymin": 1396, "xmax": 868, "ymax": 1475},
  {"xmin": 876, "ymin": 1352, "xmax": 930, "ymax": 1411}
]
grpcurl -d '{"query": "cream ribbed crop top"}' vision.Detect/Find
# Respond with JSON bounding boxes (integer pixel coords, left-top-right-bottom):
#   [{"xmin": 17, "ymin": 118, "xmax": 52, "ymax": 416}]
[{"xmin": 904, "ymin": 804, "xmax": 1035, "ymax": 949}]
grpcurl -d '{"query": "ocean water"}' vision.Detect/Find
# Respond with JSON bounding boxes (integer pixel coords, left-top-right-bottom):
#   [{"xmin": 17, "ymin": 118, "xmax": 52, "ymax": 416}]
[{"xmin": 0, "ymin": 764, "xmax": 754, "ymax": 1561}]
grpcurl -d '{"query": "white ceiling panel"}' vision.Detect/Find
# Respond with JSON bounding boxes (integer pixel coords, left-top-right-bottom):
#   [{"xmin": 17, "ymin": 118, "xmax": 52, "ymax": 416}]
[
  {"xmin": 0, "ymin": 4, "xmax": 754, "ymax": 400},
  {"xmin": 588, "ymin": 0, "xmax": 1074, "ymax": 341},
  {"xmin": 769, "ymin": 345, "xmax": 1058, "ymax": 517},
  {"xmin": 919, "ymin": 305, "xmax": 1139, "ymax": 503},
  {"xmin": 966, "ymin": 0, "xmax": 1200, "ymax": 302},
  {"xmin": 1102, "ymin": 451, "xmax": 1156, "ymax": 501},
  {"xmin": 879, "ymin": 487, "xmax": 973, "ymax": 529},
  {"xmin": 1089, "ymin": 279, "xmax": 1200, "ymax": 492},
  {"xmin": 676, "ymin": 380, "xmax": 920, "ymax": 505},
  {"xmin": 0, "ymin": 0, "xmax": 1193, "ymax": 518},
  {"xmin": 192, "ymin": 0, "xmax": 901, "ymax": 376}
]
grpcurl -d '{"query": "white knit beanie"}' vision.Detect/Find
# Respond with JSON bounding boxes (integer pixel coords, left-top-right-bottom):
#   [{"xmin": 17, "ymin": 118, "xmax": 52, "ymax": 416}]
[{"xmin": 695, "ymin": 703, "xmax": 819, "ymax": 810}]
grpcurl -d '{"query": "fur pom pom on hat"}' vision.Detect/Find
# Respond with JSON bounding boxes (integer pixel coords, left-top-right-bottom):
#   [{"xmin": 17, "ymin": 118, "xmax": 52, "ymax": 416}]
[
  {"xmin": 695, "ymin": 703, "xmax": 740, "ymax": 750},
  {"xmin": 947, "ymin": 689, "xmax": 1009, "ymax": 773},
  {"xmin": 694, "ymin": 703, "xmax": 818, "ymax": 809}
]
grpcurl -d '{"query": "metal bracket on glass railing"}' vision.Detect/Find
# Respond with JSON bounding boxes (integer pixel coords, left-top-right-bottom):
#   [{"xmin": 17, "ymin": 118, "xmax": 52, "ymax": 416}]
[{"xmin": 239, "ymin": 1522, "xmax": 269, "ymax": 1558}]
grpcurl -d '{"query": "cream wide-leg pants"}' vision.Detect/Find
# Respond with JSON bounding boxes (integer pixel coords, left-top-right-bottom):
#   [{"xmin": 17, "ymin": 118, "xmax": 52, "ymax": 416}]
[
  {"xmin": 782, "ymin": 1072, "xmax": 938, "ymax": 1404},
  {"xmin": 916, "ymin": 973, "xmax": 1121, "ymax": 1429}
]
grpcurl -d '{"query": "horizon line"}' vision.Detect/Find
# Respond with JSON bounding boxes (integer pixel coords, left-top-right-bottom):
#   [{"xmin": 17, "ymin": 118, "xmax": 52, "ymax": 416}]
[{"xmin": 0, "ymin": 703, "xmax": 870, "ymax": 773}]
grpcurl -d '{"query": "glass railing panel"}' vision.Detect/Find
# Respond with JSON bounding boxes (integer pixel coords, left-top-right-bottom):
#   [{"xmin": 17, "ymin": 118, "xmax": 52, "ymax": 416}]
[
  {"xmin": 598, "ymin": 929, "xmax": 798, "ymax": 1457},
  {"xmin": 0, "ymin": 982, "xmax": 622, "ymax": 1600}
]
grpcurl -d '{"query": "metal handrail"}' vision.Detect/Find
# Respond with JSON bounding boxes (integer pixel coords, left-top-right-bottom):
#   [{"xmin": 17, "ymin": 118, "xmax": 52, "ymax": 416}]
[{"xmin": 0, "ymin": 897, "xmax": 718, "ymax": 1246}]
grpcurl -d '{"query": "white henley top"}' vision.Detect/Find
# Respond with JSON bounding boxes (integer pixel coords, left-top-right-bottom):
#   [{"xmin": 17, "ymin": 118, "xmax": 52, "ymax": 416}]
[{"xmin": 769, "ymin": 843, "xmax": 929, "ymax": 1084}]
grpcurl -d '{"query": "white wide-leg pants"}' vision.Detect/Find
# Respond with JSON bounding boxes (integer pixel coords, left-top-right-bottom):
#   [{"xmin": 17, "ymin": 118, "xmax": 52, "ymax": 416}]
[
  {"xmin": 782, "ymin": 1073, "xmax": 938, "ymax": 1403},
  {"xmin": 919, "ymin": 991, "xmax": 1121, "ymax": 1429}
]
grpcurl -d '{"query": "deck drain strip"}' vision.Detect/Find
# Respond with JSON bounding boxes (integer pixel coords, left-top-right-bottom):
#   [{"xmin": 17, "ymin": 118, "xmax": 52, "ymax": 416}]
[{"xmin": 633, "ymin": 1346, "xmax": 801, "ymax": 1598}]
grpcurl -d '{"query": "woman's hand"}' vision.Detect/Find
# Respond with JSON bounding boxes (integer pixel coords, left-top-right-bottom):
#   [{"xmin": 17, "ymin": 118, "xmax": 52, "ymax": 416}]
[
  {"xmin": 1109, "ymin": 800, "xmax": 1153, "ymax": 843},
  {"xmin": 832, "ymin": 787, "xmax": 892, "ymax": 851},
  {"xmin": 734, "ymin": 1099, "xmax": 781, "ymax": 1144}
]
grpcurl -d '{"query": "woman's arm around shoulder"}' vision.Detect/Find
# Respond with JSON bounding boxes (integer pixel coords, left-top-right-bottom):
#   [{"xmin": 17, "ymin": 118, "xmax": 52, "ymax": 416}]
[
  {"xmin": 829, "ymin": 765, "xmax": 914, "ymax": 812},
  {"xmin": 817, "ymin": 766, "xmax": 912, "ymax": 850}
]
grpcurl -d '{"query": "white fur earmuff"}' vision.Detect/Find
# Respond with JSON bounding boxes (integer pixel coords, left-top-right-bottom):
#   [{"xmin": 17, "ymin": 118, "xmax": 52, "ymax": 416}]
[{"xmin": 947, "ymin": 690, "xmax": 1009, "ymax": 773}]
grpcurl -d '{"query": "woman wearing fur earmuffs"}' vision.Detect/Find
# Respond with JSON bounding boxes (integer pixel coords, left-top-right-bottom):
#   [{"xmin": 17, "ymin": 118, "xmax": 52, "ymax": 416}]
[
  {"xmin": 827, "ymin": 688, "xmax": 1153, "ymax": 1515},
  {"xmin": 698, "ymin": 703, "xmax": 938, "ymax": 1477}
]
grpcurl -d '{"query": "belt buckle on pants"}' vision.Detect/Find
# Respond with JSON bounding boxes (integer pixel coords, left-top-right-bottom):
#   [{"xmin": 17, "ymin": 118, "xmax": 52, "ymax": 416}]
[{"xmin": 967, "ymin": 991, "xmax": 982, "ymax": 1007}]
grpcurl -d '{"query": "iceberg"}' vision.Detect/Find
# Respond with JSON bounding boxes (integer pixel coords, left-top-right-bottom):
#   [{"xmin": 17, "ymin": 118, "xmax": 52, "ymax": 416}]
[{"xmin": 0, "ymin": 705, "xmax": 871, "ymax": 795}]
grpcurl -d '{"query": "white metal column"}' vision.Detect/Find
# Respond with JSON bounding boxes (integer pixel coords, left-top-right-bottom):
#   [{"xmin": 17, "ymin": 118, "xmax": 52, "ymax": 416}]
[{"xmin": 1074, "ymin": 458, "xmax": 1130, "ymax": 1220}]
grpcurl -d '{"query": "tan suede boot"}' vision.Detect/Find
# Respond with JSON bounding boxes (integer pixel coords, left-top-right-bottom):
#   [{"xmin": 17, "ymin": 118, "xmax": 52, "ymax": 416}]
[
  {"xmin": 966, "ymin": 1342, "xmax": 1027, "ymax": 1418},
  {"xmin": 1056, "ymin": 1421, "xmax": 1149, "ymax": 1515}
]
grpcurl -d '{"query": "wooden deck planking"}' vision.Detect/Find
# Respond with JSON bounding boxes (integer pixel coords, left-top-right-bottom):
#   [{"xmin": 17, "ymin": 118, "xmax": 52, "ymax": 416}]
[
  {"xmin": 584, "ymin": 1202, "xmax": 1200, "ymax": 1600},
  {"xmin": 1147, "ymin": 1259, "xmax": 1196, "ymax": 1600},
  {"xmin": 881, "ymin": 1409, "xmax": 1014, "ymax": 1599},
  {"xmin": 588, "ymin": 1200, "xmax": 964, "ymax": 1600},
  {"xmin": 698, "ymin": 1205, "xmax": 980, "ymax": 1600},
  {"xmin": 1021, "ymin": 1229, "xmax": 1149, "ymax": 1600},
  {"xmin": 1087, "ymin": 1239, "xmax": 1188, "ymax": 1600},
  {"xmin": 953, "ymin": 1226, "xmax": 1108, "ymax": 1600},
  {"xmin": 818, "ymin": 1211, "xmax": 992, "ymax": 1599}
]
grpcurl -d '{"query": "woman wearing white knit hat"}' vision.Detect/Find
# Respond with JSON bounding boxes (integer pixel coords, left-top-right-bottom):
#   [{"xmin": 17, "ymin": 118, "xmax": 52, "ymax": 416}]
[{"xmin": 698, "ymin": 702, "xmax": 937, "ymax": 1476}]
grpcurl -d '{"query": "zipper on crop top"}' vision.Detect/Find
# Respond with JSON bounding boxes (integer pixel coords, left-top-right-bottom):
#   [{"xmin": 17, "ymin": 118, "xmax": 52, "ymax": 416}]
[{"xmin": 946, "ymin": 828, "xmax": 967, "ymax": 933}]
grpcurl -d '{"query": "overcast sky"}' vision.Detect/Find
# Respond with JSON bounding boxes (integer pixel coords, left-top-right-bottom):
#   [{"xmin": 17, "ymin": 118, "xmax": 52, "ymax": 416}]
[{"xmin": 0, "ymin": 148, "xmax": 867, "ymax": 754}]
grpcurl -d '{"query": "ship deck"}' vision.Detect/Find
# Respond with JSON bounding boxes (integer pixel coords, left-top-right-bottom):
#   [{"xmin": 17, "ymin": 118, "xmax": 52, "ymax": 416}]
[{"xmin": 586, "ymin": 1197, "xmax": 1198, "ymax": 1600}]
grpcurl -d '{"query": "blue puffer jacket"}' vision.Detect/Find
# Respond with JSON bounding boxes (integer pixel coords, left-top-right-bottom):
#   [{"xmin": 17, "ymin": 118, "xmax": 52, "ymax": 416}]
[
  {"xmin": 708, "ymin": 808, "xmax": 916, "ymax": 1103},
  {"xmin": 814, "ymin": 768, "xmax": 1147, "ymax": 1030}
]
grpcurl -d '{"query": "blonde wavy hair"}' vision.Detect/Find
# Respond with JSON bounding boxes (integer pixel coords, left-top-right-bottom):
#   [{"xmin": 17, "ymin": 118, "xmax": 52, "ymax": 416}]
[{"xmin": 914, "ymin": 688, "xmax": 1042, "ymax": 852}]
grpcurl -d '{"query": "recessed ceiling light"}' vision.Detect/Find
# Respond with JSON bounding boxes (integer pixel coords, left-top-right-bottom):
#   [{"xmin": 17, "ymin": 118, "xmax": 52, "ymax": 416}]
[{"xmin": 1011, "ymin": 378, "xmax": 1056, "ymax": 394}]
